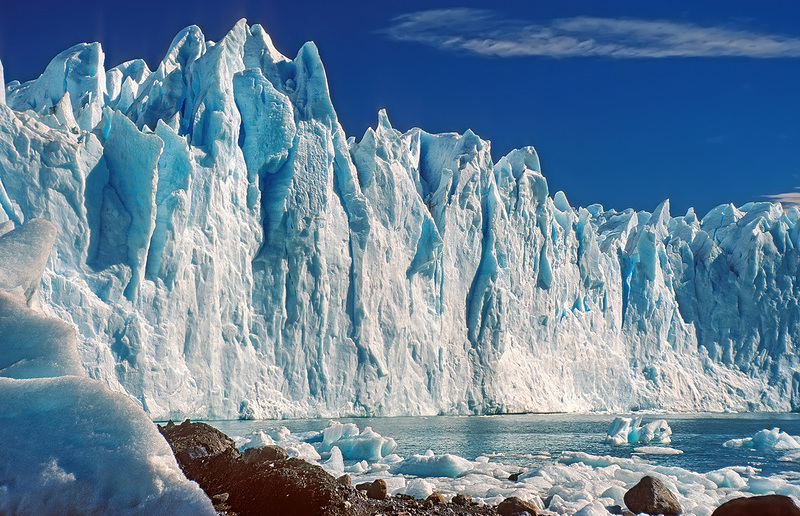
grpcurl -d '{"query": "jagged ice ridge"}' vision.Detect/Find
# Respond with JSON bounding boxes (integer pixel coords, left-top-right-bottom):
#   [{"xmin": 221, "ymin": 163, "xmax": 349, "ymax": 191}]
[{"xmin": 1, "ymin": 20, "xmax": 799, "ymax": 419}]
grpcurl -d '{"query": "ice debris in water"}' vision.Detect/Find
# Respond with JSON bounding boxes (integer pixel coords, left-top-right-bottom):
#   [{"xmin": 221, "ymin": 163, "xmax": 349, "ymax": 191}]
[
  {"xmin": 724, "ymin": 428, "xmax": 800, "ymax": 450},
  {"xmin": 0, "ymin": 220, "xmax": 214, "ymax": 515},
  {"xmin": 606, "ymin": 416, "xmax": 672, "ymax": 445}
]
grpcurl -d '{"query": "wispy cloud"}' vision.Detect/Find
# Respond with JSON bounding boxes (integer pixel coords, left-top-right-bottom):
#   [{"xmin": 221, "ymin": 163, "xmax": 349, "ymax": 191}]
[
  {"xmin": 382, "ymin": 9, "xmax": 800, "ymax": 58},
  {"xmin": 765, "ymin": 188, "xmax": 800, "ymax": 208}
]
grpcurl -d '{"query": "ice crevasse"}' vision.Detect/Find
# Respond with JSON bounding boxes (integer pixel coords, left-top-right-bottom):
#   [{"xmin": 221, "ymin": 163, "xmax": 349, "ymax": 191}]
[{"xmin": 1, "ymin": 20, "xmax": 799, "ymax": 420}]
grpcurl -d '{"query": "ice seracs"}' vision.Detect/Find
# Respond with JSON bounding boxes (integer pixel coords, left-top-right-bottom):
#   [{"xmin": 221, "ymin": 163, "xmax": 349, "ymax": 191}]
[{"xmin": 1, "ymin": 20, "xmax": 800, "ymax": 419}]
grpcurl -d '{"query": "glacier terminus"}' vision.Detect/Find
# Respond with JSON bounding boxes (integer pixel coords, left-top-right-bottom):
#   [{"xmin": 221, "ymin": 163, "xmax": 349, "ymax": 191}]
[{"xmin": 1, "ymin": 20, "xmax": 799, "ymax": 420}]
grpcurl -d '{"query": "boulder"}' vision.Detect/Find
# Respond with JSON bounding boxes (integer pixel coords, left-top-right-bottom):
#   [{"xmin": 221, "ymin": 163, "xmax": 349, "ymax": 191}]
[
  {"xmin": 453, "ymin": 493, "xmax": 473, "ymax": 506},
  {"xmin": 498, "ymin": 496, "xmax": 538, "ymax": 515},
  {"xmin": 426, "ymin": 492, "xmax": 447, "ymax": 505},
  {"xmin": 711, "ymin": 495, "xmax": 800, "ymax": 516},
  {"xmin": 624, "ymin": 476, "xmax": 681, "ymax": 516},
  {"xmin": 336, "ymin": 474, "xmax": 352, "ymax": 486},
  {"xmin": 241, "ymin": 444, "xmax": 289, "ymax": 463},
  {"xmin": 366, "ymin": 479, "xmax": 388, "ymax": 500},
  {"xmin": 158, "ymin": 419, "xmax": 238, "ymax": 465},
  {"xmin": 158, "ymin": 420, "xmax": 359, "ymax": 516}
]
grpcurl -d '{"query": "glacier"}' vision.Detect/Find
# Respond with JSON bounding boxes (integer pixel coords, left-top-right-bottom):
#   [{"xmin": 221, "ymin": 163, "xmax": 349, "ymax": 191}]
[{"xmin": 1, "ymin": 19, "xmax": 799, "ymax": 420}]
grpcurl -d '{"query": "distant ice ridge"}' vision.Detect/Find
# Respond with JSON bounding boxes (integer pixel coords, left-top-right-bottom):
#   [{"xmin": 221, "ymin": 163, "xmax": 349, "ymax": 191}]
[
  {"xmin": 0, "ymin": 220, "xmax": 214, "ymax": 514},
  {"xmin": 1, "ymin": 19, "xmax": 800, "ymax": 419}
]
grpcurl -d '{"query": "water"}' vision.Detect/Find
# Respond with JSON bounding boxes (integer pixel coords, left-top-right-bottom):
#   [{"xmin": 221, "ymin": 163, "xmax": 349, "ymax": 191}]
[
  {"xmin": 209, "ymin": 412, "xmax": 800, "ymax": 476},
  {"xmin": 205, "ymin": 413, "xmax": 800, "ymax": 514}
]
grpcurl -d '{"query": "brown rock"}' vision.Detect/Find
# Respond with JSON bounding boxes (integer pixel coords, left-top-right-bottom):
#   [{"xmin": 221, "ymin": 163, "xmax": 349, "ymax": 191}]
[
  {"xmin": 241, "ymin": 444, "xmax": 289, "ymax": 463},
  {"xmin": 211, "ymin": 492, "xmax": 229, "ymax": 503},
  {"xmin": 426, "ymin": 492, "xmax": 447, "ymax": 505},
  {"xmin": 355, "ymin": 481, "xmax": 370, "ymax": 491},
  {"xmin": 367, "ymin": 479, "xmax": 388, "ymax": 500},
  {"xmin": 395, "ymin": 493, "xmax": 415, "ymax": 501},
  {"xmin": 158, "ymin": 420, "xmax": 359, "ymax": 516},
  {"xmin": 157, "ymin": 419, "xmax": 238, "ymax": 464},
  {"xmin": 624, "ymin": 475, "xmax": 681, "ymax": 516},
  {"xmin": 711, "ymin": 494, "xmax": 800, "ymax": 516},
  {"xmin": 498, "ymin": 496, "xmax": 538, "ymax": 515},
  {"xmin": 453, "ymin": 493, "xmax": 473, "ymax": 506},
  {"xmin": 336, "ymin": 474, "xmax": 352, "ymax": 486}
]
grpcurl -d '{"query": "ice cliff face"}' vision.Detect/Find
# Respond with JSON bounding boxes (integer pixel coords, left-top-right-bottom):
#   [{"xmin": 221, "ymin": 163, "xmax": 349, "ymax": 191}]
[{"xmin": 1, "ymin": 20, "xmax": 799, "ymax": 419}]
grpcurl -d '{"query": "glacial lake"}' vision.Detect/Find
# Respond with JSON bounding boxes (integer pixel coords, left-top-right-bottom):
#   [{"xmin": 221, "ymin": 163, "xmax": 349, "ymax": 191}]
[
  {"xmin": 205, "ymin": 413, "xmax": 800, "ymax": 514},
  {"xmin": 209, "ymin": 412, "xmax": 800, "ymax": 476}
]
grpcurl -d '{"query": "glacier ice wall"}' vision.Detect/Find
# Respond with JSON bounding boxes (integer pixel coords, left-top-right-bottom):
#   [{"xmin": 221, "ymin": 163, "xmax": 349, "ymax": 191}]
[{"xmin": 1, "ymin": 20, "xmax": 799, "ymax": 419}]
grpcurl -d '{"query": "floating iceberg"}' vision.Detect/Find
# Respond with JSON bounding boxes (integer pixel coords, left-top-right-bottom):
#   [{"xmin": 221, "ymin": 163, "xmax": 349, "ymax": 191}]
[
  {"xmin": 724, "ymin": 428, "xmax": 800, "ymax": 450},
  {"xmin": 1, "ymin": 20, "xmax": 800, "ymax": 419},
  {"xmin": 0, "ymin": 220, "xmax": 213, "ymax": 515},
  {"xmin": 606, "ymin": 416, "xmax": 672, "ymax": 445},
  {"xmin": 392, "ymin": 450, "xmax": 474, "ymax": 478}
]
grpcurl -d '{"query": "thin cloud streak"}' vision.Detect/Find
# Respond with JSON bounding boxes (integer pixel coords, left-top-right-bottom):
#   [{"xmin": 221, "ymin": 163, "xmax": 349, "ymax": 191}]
[
  {"xmin": 382, "ymin": 9, "xmax": 800, "ymax": 58},
  {"xmin": 765, "ymin": 189, "xmax": 800, "ymax": 208}
]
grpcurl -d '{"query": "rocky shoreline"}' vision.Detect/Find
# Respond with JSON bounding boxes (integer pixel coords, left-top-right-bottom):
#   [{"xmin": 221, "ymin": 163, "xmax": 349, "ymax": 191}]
[{"xmin": 158, "ymin": 420, "xmax": 800, "ymax": 516}]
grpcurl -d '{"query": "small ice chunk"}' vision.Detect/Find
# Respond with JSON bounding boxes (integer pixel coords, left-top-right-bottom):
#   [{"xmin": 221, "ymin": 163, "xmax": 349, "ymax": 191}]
[
  {"xmin": 404, "ymin": 478, "xmax": 435, "ymax": 499},
  {"xmin": 321, "ymin": 446, "xmax": 344, "ymax": 476},
  {"xmin": 633, "ymin": 446, "xmax": 683, "ymax": 455},
  {"xmin": 324, "ymin": 424, "xmax": 397, "ymax": 461},
  {"xmin": 392, "ymin": 450, "xmax": 473, "ymax": 478},
  {"xmin": 238, "ymin": 429, "xmax": 276, "ymax": 451}
]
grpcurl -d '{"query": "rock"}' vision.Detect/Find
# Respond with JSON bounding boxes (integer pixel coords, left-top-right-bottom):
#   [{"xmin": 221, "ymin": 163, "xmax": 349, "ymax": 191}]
[
  {"xmin": 159, "ymin": 420, "xmax": 359, "ymax": 516},
  {"xmin": 624, "ymin": 476, "xmax": 681, "ymax": 516},
  {"xmin": 336, "ymin": 474, "xmax": 352, "ymax": 486},
  {"xmin": 241, "ymin": 444, "xmax": 289, "ymax": 463},
  {"xmin": 508, "ymin": 472, "xmax": 520, "ymax": 481},
  {"xmin": 426, "ymin": 492, "xmax": 447, "ymax": 505},
  {"xmin": 355, "ymin": 482, "xmax": 370, "ymax": 491},
  {"xmin": 157, "ymin": 419, "xmax": 238, "ymax": 465},
  {"xmin": 395, "ymin": 493, "xmax": 415, "ymax": 501},
  {"xmin": 211, "ymin": 492, "xmax": 229, "ymax": 503},
  {"xmin": 711, "ymin": 494, "xmax": 800, "ymax": 516},
  {"xmin": 498, "ymin": 496, "xmax": 538, "ymax": 516},
  {"xmin": 453, "ymin": 493, "xmax": 473, "ymax": 506},
  {"xmin": 366, "ymin": 479, "xmax": 387, "ymax": 500}
]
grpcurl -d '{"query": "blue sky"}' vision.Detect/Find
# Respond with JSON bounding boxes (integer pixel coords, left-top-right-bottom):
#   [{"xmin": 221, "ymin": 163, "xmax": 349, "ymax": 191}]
[{"xmin": 2, "ymin": 0, "xmax": 799, "ymax": 216}]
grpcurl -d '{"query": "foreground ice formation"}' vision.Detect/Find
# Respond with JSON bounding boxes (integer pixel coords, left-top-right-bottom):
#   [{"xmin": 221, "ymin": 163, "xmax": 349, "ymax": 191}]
[
  {"xmin": 1, "ymin": 20, "xmax": 800, "ymax": 419},
  {"xmin": 0, "ymin": 220, "xmax": 213, "ymax": 514}
]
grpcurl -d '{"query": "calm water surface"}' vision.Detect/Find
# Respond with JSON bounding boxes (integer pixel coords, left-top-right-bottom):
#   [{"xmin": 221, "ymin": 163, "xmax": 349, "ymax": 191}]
[{"xmin": 208, "ymin": 413, "xmax": 800, "ymax": 477}]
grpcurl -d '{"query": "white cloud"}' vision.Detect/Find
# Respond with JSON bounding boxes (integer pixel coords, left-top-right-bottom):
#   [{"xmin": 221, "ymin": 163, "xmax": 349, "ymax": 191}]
[
  {"xmin": 765, "ymin": 189, "xmax": 800, "ymax": 208},
  {"xmin": 382, "ymin": 9, "xmax": 800, "ymax": 58}
]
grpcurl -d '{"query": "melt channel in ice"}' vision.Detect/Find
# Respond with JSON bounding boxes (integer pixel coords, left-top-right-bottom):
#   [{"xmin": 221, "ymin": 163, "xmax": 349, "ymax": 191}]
[{"xmin": 0, "ymin": 219, "xmax": 213, "ymax": 515}]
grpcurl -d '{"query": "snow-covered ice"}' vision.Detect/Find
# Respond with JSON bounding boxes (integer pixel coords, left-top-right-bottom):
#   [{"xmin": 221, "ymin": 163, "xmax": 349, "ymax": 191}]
[
  {"xmin": 1, "ymin": 21, "xmax": 800, "ymax": 419},
  {"xmin": 0, "ymin": 219, "xmax": 213, "ymax": 515}
]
